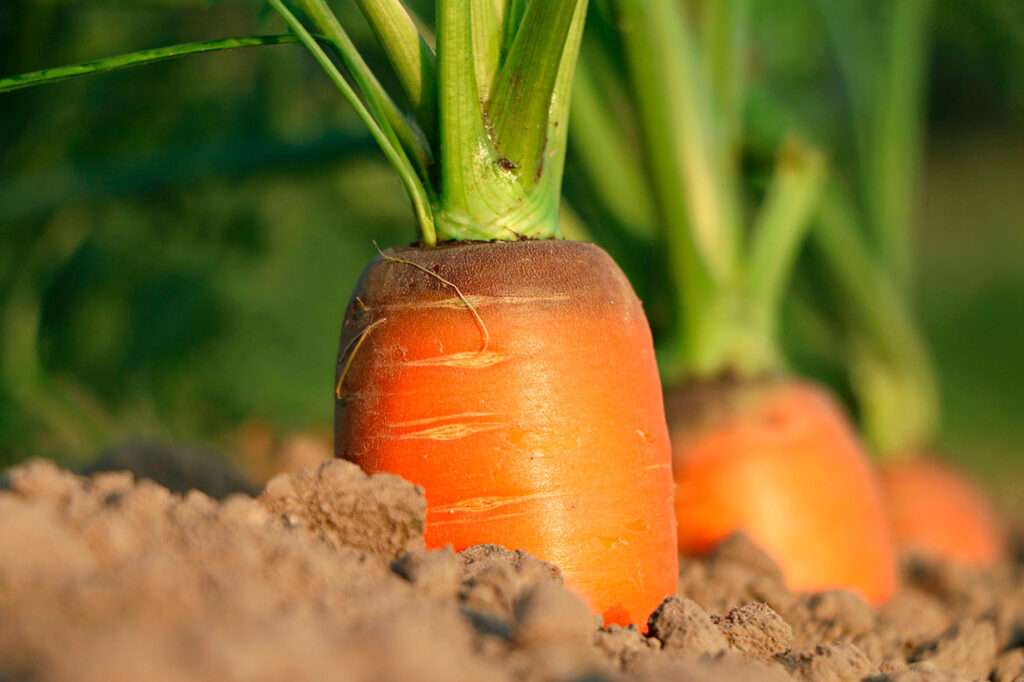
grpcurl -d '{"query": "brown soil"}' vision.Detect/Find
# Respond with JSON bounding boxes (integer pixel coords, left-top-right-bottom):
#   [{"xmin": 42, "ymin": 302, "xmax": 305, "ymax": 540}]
[{"xmin": 3, "ymin": 459, "xmax": 1023, "ymax": 682}]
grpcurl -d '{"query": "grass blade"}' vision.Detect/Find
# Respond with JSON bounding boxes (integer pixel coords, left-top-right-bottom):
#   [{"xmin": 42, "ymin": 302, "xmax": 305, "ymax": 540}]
[{"xmin": 0, "ymin": 35, "xmax": 297, "ymax": 94}]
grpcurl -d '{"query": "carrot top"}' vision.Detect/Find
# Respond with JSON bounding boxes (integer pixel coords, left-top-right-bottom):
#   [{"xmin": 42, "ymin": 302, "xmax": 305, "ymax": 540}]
[
  {"xmin": 572, "ymin": 1, "xmax": 826, "ymax": 383},
  {"xmin": 270, "ymin": 0, "xmax": 589, "ymax": 245},
  {"xmin": 1, "ymin": 1, "xmax": 590, "ymax": 247}
]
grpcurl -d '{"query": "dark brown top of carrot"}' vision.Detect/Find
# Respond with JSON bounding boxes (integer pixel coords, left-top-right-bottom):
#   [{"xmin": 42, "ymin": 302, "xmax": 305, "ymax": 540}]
[{"xmin": 354, "ymin": 240, "xmax": 640, "ymax": 312}]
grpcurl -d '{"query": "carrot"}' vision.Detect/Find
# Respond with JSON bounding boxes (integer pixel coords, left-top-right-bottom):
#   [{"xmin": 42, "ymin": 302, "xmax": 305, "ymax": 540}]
[
  {"xmin": 666, "ymin": 379, "xmax": 896, "ymax": 604},
  {"xmin": 336, "ymin": 241, "xmax": 677, "ymax": 625},
  {"xmin": 880, "ymin": 457, "xmax": 1003, "ymax": 567},
  {"xmin": 569, "ymin": 1, "xmax": 898, "ymax": 602},
  {"xmin": 265, "ymin": 0, "xmax": 676, "ymax": 627}
]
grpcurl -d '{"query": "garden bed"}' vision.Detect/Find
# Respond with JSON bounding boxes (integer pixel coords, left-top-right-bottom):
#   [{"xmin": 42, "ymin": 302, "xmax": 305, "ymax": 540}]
[{"xmin": 2, "ymin": 458, "xmax": 1021, "ymax": 682}]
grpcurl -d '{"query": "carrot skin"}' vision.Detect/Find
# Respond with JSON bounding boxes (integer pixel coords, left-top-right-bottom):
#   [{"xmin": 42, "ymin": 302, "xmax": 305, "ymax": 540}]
[
  {"xmin": 880, "ymin": 456, "xmax": 1004, "ymax": 567},
  {"xmin": 666, "ymin": 379, "xmax": 898, "ymax": 605},
  {"xmin": 336, "ymin": 240, "xmax": 678, "ymax": 627}
]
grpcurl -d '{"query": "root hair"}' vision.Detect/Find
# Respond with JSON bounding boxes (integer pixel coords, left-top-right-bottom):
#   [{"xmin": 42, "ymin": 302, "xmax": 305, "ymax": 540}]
[{"xmin": 374, "ymin": 242, "xmax": 490, "ymax": 351}]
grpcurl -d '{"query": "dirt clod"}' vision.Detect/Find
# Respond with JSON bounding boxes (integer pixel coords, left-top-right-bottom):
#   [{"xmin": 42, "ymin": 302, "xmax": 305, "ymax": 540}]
[
  {"xmin": 716, "ymin": 602, "xmax": 794, "ymax": 657},
  {"xmin": 778, "ymin": 642, "xmax": 878, "ymax": 681},
  {"xmin": 647, "ymin": 596, "xmax": 729, "ymax": 659},
  {"xmin": 910, "ymin": 619, "xmax": 997, "ymax": 680},
  {"xmin": 261, "ymin": 458, "xmax": 425, "ymax": 560}
]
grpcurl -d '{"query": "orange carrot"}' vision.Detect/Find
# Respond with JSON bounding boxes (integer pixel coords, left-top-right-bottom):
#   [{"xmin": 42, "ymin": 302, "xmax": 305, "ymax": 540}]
[
  {"xmin": 667, "ymin": 379, "xmax": 897, "ymax": 605},
  {"xmin": 335, "ymin": 241, "xmax": 678, "ymax": 627},
  {"xmin": 880, "ymin": 456, "xmax": 1003, "ymax": 567}
]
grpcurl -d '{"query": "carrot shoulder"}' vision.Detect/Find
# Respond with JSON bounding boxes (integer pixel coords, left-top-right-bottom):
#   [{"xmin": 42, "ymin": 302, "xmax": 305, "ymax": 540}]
[{"xmin": 336, "ymin": 240, "xmax": 678, "ymax": 627}]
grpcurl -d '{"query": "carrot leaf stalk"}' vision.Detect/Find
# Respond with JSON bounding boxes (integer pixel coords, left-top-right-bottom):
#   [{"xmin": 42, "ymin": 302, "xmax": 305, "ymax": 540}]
[
  {"xmin": 811, "ymin": 0, "xmax": 938, "ymax": 457},
  {"xmin": 569, "ymin": 41, "xmax": 657, "ymax": 240},
  {"xmin": 269, "ymin": 0, "xmax": 437, "ymax": 245},
  {"xmin": 275, "ymin": 0, "xmax": 588, "ymax": 244},
  {"xmin": 351, "ymin": 0, "xmax": 438, "ymax": 138},
  {"xmin": 817, "ymin": 0, "xmax": 932, "ymax": 288},
  {"xmin": 812, "ymin": 185, "xmax": 939, "ymax": 457},
  {"xmin": 602, "ymin": 0, "xmax": 824, "ymax": 382},
  {"xmin": 745, "ymin": 137, "xmax": 827, "ymax": 363}
]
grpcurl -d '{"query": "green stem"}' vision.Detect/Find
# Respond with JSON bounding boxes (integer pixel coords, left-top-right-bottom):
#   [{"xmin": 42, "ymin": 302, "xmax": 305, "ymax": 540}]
[
  {"xmin": 270, "ymin": 0, "xmax": 436, "ymax": 244},
  {"xmin": 814, "ymin": 183, "xmax": 939, "ymax": 455},
  {"xmin": 569, "ymin": 41, "xmax": 656, "ymax": 239},
  {"xmin": 867, "ymin": 0, "xmax": 932, "ymax": 288},
  {"xmin": 297, "ymin": 0, "xmax": 432, "ymax": 175},
  {"xmin": 618, "ymin": 0, "xmax": 743, "ymax": 379},
  {"xmin": 489, "ymin": 0, "xmax": 582, "ymax": 190},
  {"xmin": 0, "ymin": 35, "xmax": 298, "ymax": 94},
  {"xmin": 700, "ymin": 0, "xmax": 750, "ymax": 181},
  {"xmin": 471, "ymin": 0, "xmax": 504, "ymax": 102},
  {"xmin": 745, "ymin": 136, "xmax": 826, "ymax": 359},
  {"xmin": 435, "ymin": 0, "xmax": 524, "ymax": 240},
  {"xmin": 531, "ymin": 0, "xmax": 589, "ymax": 217},
  {"xmin": 617, "ymin": 0, "xmax": 739, "ymax": 285},
  {"xmin": 500, "ymin": 0, "xmax": 530, "ymax": 62},
  {"xmin": 352, "ymin": 0, "xmax": 438, "ymax": 138},
  {"xmin": 434, "ymin": 0, "xmax": 585, "ymax": 240}
]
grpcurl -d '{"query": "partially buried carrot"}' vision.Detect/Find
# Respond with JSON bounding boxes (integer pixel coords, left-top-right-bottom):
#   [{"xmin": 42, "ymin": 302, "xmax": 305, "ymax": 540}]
[
  {"xmin": 273, "ymin": 0, "xmax": 676, "ymax": 627},
  {"xmin": 666, "ymin": 379, "xmax": 896, "ymax": 604},
  {"xmin": 336, "ymin": 241, "xmax": 677, "ymax": 625},
  {"xmin": 880, "ymin": 456, "xmax": 1003, "ymax": 567}
]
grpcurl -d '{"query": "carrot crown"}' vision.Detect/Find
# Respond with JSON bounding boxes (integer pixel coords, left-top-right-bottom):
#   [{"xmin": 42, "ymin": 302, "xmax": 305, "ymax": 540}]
[
  {"xmin": 270, "ymin": 0, "xmax": 589, "ymax": 245},
  {"xmin": 573, "ymin": 2, "xmax": 826, "ymax": 382}
]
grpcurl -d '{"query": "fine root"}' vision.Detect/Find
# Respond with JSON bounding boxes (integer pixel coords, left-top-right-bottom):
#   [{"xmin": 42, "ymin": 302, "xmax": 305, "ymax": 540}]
[
  {"xmin": 374, "ymin": 242, "xmax": 490, "ymax": 351},
  {"xmin": 336, "ymin": 317, "xmax": 387, "ymax": 400}
]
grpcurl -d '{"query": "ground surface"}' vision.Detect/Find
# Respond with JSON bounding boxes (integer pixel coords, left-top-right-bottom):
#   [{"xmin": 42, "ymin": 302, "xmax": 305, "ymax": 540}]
[{"xmin": 2, "ymin": 458, "xmax": 1023, "ymax": 682}]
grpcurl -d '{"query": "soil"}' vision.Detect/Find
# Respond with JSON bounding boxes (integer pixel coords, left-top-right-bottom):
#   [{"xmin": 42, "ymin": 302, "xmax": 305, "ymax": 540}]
[{"xmin": 3, "ymin": 458, "xmax": 1023, "ymax": 682}]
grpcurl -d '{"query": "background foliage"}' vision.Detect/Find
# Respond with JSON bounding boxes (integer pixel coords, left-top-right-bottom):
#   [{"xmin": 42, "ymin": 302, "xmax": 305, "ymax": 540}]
[{"xmin": 1, "ymin": 1, "xmax": 1021, "ymax": 503}]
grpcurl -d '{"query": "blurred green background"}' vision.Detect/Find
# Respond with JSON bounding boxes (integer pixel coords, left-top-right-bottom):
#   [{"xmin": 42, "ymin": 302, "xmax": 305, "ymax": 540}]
[{"xmin": 1, "ymin": 2, "xmax": 1021, "ymax": 504}]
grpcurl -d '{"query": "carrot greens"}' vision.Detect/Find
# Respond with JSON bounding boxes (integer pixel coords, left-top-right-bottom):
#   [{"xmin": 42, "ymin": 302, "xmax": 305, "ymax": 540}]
[
  {"xmin": 576, "ymin": 1, "xmax": 826, "ymax": 382},
  {"xmin": 273, "ymin": 0, "xmax": 589, "ymax": 244},
  {"xmin": 808, "ymin": 0, "xmax": 938, "ymax": 456},
  {"xmin": 2, "ymin": 0, "xmax": 590, "ymax": 247}
]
